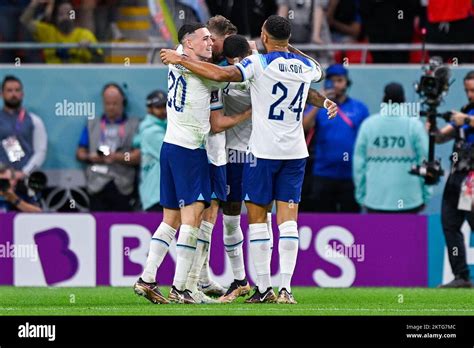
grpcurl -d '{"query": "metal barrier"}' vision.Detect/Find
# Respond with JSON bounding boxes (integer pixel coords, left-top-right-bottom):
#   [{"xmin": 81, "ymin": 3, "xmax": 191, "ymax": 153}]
[{"xmin": 2, "ymin": 42, "xmax": 474, "ymax": 64}]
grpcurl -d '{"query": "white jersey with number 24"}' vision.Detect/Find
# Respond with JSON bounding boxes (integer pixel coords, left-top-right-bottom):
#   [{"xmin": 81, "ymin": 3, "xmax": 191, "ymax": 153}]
[{"xmin": 235, "ymin": 52, "xmax": 322, "ymax": 160}]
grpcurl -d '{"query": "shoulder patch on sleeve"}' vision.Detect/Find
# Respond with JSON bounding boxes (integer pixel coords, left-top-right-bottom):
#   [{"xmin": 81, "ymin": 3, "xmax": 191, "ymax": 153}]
[{"xmin": 240, "ymin": 57, "xmax": 253, "ymax": 68}]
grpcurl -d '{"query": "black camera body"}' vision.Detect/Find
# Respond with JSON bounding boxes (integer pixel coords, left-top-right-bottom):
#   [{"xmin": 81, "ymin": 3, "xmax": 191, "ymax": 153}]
[
  {"xmin": 410, "ymin": 160, "xmax": 444, "ymax": 185},
  {"xmin": 411, "ymin": 57, "xmax": 453, "ymax": 185},
  {"xmin": 14, "ymin": 171, "xmax": 48, "ymax": 197},
  {"xmin": 415, "ymin": 56, "xmax": 451, "ymax": 107},
  {"xmin": 0, "ymin": 178, "xmax": 10, "ymax": 192},
  {"xmin": 26, "ymin": 171, "xmax": 48, "ymax": 192}
]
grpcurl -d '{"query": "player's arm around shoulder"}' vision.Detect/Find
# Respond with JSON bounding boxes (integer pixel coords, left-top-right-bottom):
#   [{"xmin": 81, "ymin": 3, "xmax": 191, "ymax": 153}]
[
  {"xmin": 160, "ymin": 49, "xmax": 243, "ymax": 82},
  {"xmin": 288, "ymin": 44, "xmax": 325, "ymax": 82},
  {"xmin": 210, "ymin": 107, "xmax": 252, "ymax": 134}
]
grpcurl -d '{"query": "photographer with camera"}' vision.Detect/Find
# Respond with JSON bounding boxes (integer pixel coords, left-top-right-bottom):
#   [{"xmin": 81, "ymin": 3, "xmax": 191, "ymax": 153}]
[
  {"xmin": 76, "ymin": 83, "xmax": 140, "ymax": 211},
  {"xmin": 0, "ymin": 163, "xmax": 42, "ymax": 212},
  {"xmin": 428, "ymin": 71, "xmax": 474, "ymax": 288}
]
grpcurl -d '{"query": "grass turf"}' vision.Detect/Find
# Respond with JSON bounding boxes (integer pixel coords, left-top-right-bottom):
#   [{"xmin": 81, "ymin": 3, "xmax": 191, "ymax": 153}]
[{"xmin": 0, "ymin": 286, "xmax": 472, "ymax": 316}]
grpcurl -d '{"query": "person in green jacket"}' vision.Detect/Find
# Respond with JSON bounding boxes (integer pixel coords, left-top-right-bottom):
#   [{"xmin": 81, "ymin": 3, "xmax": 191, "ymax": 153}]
[
  {"xmin": 353, "ymin": 82, "xmax": 432, "ymax": 213},
  {"xmin": 134, "ymin": 90, "xmax": 168, "ymax": 211}
]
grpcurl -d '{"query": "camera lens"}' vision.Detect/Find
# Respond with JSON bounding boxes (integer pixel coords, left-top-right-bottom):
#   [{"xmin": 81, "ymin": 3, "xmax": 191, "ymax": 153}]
[
  {"xmin": 28, "ymin": 171, "xmax": 47, "ymax": 192},
  {"xmin": 0, "ymin": 178, "xmax": 10, "ymax": 192}
]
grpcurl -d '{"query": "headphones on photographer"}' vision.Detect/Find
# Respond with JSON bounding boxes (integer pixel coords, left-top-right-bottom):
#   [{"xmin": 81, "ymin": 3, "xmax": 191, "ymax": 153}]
[{"xmin": 102, "ymin": 82, "xmax": 128, "ymax": 108}]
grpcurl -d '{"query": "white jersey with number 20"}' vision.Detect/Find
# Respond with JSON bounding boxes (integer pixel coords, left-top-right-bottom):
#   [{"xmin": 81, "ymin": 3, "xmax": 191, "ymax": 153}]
[
  {"xmin": 235, "ymin": 52, "xmax": 322, "ymax": 160},
  {"xmin": 163, "ymin": 63, "xmax": 225, "ymax": 150}
]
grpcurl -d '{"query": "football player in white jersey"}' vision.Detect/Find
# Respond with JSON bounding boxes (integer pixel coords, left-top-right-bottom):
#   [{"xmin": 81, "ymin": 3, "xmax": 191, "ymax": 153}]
[
  {"xmin": 183, "ymin": 89, "xmax": 229, "ymax": 301},
  {"xmin": 134, "ymin": 23, "xmax": 249, "ymax": 304},
  {"xmin": 190, "ymin": 15, "xmax": 238, "ymax": 298},
  {"xmin": 214, "ymin": 34, "xmax": 254, "ymax": 303},
  {"xmin": 192, "ymin": 33, "xmax": 274, "ymax": 303},
  {"xmin": 161, "ymin": 15, "xmax": 338, "ymax": 304},
  {"xmin": 185, "ymin": 83, "xmax": 252, "ymax": 299},
  {"xmin": 135, "ymin": 22, "xmax": 251, "ymax": 305}
]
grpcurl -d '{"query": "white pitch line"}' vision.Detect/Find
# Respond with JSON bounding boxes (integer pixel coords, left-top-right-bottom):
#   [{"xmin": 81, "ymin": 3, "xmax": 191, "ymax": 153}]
[{"xmin": 1, "ymin": 307, "xmax": 474, "ymax": 313}]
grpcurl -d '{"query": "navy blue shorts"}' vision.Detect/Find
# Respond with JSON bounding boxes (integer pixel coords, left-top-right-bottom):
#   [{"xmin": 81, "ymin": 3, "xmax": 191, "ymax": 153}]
[
  {"xmin": 226, "ymin": 149, "xmax": 257, "ymax": 202},
  {"xmin": 160, "ymin": 142, "xmax": 211, "ymax": 209},
  {"xmin": 242, "ymin": 157, "xmax": 306, "ymax": 206},
  {"xmin": 226, "ymin": 161, "xmax": 244, "ymax": 202},
  {"xmin": 209, "ymin": 163, "xmax": 227, "ymax": 202}
]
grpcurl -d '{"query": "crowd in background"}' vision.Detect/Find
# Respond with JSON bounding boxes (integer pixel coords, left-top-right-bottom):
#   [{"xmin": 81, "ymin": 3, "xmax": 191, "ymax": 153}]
[
  {"xmin": 8, "ymin": 62, "xmax": 474, "ymax": 213},
  {"xmin": 1, "ymin": 0, "xmax": 474, "ymax": 64},
  {"xmin": 0, "ymin": 74, "xmax": 169, "ymax": 212},
  {"xmin": 2, "ymin": 0, "xmax": 474, "ymax": 213}
]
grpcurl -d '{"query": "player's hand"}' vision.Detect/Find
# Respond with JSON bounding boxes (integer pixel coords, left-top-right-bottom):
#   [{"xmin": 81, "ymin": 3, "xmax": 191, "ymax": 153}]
[
  {"xmin": 248, "ymin": 40, "xmax": 257, "ymax": 51},
  {"xmin": 324, "ymin": 99, "xmax": 338, "ymax": 119},
  {"xmin": 450, "ymin": 110, "xmax": 469, "ymax": 126},
  {"xmin": 160, "ymin": 49, "xmax": 181, "ymax": 65}
]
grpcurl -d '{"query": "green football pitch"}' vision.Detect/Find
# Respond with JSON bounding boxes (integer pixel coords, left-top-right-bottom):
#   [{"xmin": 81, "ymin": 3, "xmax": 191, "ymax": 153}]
[{"xmin": 0, "ymin": 287, "xmax": 472, "ymax": 316}]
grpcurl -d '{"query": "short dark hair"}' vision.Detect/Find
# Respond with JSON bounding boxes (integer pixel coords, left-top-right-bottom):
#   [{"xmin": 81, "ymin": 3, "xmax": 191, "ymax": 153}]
[
  {"xmin": 464, "ymin": 71, "xmax": 474, "ymax": 82},
  {"xmin": 2, "ymin": 75, "xmax": 22, "ymax": 91},
  {"xmin": 178, "ymin": 22, "xmax": 206, "ymax": 43},
  {"xmin": 207, "ymin": 15, "xmax": 237, "ymax": 37},
  {"xmin": 223, "ymin": 35, "xmax": 250, "ymax": 59},
  {"xmin": 264, "ymin": 15, "xmax": 291, "ymax": 40},
  {"xmin": 383, "ymin": 82, "xmax": 405, "ymax": 104}
]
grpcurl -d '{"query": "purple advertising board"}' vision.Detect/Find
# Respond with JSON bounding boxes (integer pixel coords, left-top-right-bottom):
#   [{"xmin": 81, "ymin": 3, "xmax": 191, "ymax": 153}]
[{"xmin": 0, "ymin": 213, "xmax": 427, "ymax": 287}]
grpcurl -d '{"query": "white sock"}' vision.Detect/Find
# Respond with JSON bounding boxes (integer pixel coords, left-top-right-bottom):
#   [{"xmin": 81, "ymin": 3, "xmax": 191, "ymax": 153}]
[
  {"xmin": 223, "ymin": 214, "xmax": 246, "ymax": 281},
  {"xmin": 249, "ymin": 223, "xmax": 271, "ymax": 293},
  {"xmin": 267, "ymin": 212, "xmax": 274, "ymax": 253},
  {"xmin": 267, "ymin": 212, "xmax": 273, "ymax": 249},
  {"xmin": 199, "ymin": 254, "xmax": 211, "ymax": 285},
  {"xmin": 141, "ymin": 223, "xmax": 176, "ymax": 283},
  {"xmin": 199, "ymin": 223, "xmax": 214, "ymax": 286},
  {"xmin": 172, "ymin": 224, "xmax": 198, "ymax": 291},
  {"xmin": 278, "ymin": 221, "xmax": 299, "ymax": 293},
  {"xmin": 186, "ymin": 221, "xmax": 213, "ymax": 290}
]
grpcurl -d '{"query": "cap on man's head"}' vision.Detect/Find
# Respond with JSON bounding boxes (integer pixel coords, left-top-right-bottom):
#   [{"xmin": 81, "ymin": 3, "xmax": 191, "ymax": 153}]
[
  {"xmin": 326, "ymin": 64, "xmax": 348, "ymax": 78},
  {"xmin": 146, "ymin": 90, "xmax": 167, "ymax": 107},
  {"xmin": 383, "ymin": 82, "xmax": 405, "ymax": 103}
]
